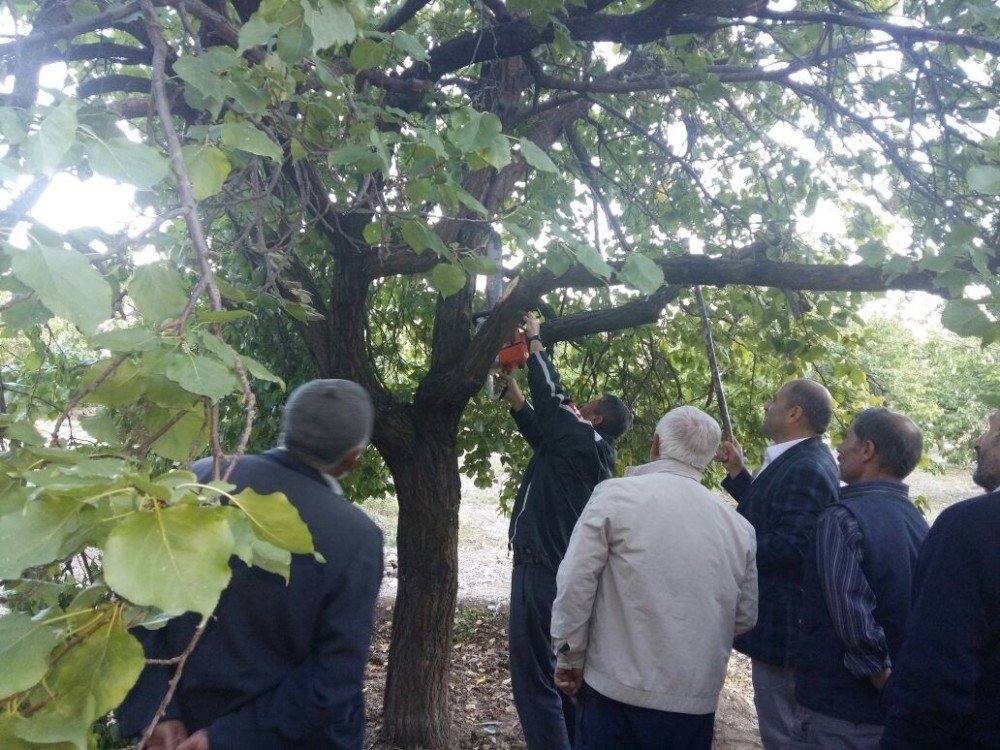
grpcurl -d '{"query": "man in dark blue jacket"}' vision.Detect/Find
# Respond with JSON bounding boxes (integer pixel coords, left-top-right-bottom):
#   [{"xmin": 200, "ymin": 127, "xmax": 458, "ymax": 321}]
[
  {"xmin": 120, "ymin": 379, "xmax": 383, "ymax": 750},
  {"xmin": 793, "ymin": 408, "xmax": 928, "ymax": 748},
  {"xmin": 881, "ymin": 410, "xmax": 1000, "ymax": 749},
  {"xmin": 498, "ymin": 313, "xmax": 631, "ymax": 750},
  {"xmin": 717, "ymin": 378, "xmax": 839, "ymax": 749}
]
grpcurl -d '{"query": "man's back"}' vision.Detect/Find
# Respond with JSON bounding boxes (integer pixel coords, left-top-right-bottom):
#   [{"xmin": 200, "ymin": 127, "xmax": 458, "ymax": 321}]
[
  {"xmin": 121, "ymin": 449, "xmax": 383, "ymax": 750},
  {"xmin": 554, "ymin": 458, "xmax": 757, "ymax": 714},
  {"xmin": 882, "ymin": 490, "xmax": 1000, "ymax": 748}
]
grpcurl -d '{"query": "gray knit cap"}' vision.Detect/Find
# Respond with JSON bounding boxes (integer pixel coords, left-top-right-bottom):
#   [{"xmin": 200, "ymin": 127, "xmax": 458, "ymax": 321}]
[{"xmin": 281, "ymin": 379, "xmax": 373, "ymax": 467}]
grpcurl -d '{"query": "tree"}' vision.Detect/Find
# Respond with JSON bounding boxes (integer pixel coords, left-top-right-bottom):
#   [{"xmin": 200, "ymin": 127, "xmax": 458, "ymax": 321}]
[{"xmin": 1, "ymin": 0, "xmax": 998, "ymax": 746}]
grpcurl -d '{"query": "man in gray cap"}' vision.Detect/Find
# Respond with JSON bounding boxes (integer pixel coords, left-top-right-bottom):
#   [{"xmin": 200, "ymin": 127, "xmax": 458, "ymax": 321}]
[{"xmin": 120, "ymin": 379, "xmax": 384, "ymax": 750}]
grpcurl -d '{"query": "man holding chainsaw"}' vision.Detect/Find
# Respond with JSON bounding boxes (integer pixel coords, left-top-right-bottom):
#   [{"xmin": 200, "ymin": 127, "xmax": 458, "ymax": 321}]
[{"xmin": 498, "ymin": 313, "xmax": 632, "ymax": 750}]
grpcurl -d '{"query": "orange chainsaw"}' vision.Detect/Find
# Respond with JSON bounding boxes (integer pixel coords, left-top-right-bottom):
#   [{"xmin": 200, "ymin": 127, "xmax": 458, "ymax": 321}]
[{"xmin": 473, "ymin": 313, "xmax": 530, "ymax": 399}]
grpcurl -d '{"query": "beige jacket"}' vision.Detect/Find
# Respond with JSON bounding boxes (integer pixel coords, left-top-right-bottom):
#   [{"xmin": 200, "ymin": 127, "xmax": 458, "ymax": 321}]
[{"xmin": 551, "ymin": 457, "xmax": 758, "ymax": 714}]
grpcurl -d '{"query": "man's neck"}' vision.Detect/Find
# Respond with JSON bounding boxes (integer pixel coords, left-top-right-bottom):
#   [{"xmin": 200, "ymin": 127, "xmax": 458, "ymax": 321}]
[{"xmin": 850, "ymin": 469, "xmax": 905, "ymax": 485}]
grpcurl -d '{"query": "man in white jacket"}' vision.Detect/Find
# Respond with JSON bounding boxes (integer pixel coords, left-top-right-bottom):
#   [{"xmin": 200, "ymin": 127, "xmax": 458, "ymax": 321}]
[{"xmin": 551, "ymin": 406, "xmax": 758, "ymax": 750}]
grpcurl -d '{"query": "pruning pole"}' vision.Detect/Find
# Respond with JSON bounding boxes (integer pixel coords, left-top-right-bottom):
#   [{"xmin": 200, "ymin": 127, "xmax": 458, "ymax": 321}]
[{"xmin": 694, "ymin": 285, "xmax": 734, "ymax": 442}]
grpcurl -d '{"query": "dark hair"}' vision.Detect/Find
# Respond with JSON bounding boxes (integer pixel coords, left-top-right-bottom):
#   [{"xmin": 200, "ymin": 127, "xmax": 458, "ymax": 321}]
[
  {"xmin": 595, "ymin": 394, "xmax": 633, "ymax": 439},
  {"xmin": 852, "ymin": 407, "xmax": 923, "ymax": 479},
  {"xmin": 785, "ymin": 379, "xmax": 833, "ymax": 434}
]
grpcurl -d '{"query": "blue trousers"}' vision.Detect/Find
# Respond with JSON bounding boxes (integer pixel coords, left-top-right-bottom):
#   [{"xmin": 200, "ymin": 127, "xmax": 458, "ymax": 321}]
[
  {"xmin": 575, "ymin": 684, "xmax": 714, "ymax": 750},
  {"xmin": 509, "ymin": 561, "xmax": 574, "ymax": 750}
]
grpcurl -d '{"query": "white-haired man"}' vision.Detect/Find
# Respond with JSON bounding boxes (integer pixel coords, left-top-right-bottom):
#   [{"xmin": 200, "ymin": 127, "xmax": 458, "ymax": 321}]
[{"xmin": 551, "ymin": 406, "xmax": 758, "ymax": 749}]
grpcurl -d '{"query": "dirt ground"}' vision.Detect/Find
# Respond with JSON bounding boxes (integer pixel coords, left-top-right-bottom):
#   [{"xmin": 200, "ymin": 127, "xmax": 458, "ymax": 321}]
[{"xmin": 363, "ymin": 466, "xmax": 978, "ymax": 749}]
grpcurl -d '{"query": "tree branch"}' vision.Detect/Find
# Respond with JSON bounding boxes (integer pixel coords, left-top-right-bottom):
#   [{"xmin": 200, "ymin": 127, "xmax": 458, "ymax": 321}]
[{"xmin": 758, "ymin": 7, "xmax": 1000, "ymax": 57}]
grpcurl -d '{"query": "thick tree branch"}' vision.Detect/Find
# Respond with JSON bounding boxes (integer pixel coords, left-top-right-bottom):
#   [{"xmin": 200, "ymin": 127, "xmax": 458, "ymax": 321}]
[
  {"xmin": 540, "ymin": 285, "xmax": 684, "ymax": 343},
  {"xmin": 758, "ymin": 8, "xmax": 1000, "ymax": 57},
  {"xmin": 550, "ymin": 254, "xmax": 948, "ymax": 295},
  {"xmin": 379, "ymin": 0, "xmax": 434, "ymax": 34}
]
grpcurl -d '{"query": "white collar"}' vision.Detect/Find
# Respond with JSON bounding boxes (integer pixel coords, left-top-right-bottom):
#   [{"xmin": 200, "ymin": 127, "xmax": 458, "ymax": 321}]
[
  {"xmin": 759, "ymin": 437, "xmax": 810, "ymax": 475},
  {"xmin": 625, "ymin": 456, "xmax": 704, "ymax": 482}
]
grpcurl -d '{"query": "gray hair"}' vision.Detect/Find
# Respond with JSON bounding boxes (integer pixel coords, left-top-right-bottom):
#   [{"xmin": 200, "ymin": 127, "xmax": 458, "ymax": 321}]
[
  {"xmin": 280, "ymin": 379, "xmax": 373, "ymax": 471},
  {"xmin": 655, "ymin": 406, "xmax": 722, "ymax": 471}
]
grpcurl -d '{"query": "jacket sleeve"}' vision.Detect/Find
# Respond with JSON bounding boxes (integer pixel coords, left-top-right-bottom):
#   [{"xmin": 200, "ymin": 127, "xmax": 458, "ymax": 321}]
[
  {"xmin": 524, "ymin": 350, "xmax": 590, "ymax": 441},
  {"xmin": 881, "ymin": 509, "xmax": 988, "ymax": 748},
  {"xmin": 734, "ymin": 533, "xmax": 759, "ymax": 636},
  {"xmin": 205, "ymin": 527, "xmax": 384, "ymax": 750},
  {"xmin": 755, "ymin": 461, "xmax": 833, "ymax": 574},
  {"xmin": 511, "ymin": 403, "xmax": 544, "ymax": 450},
  {"xmin": 817, "ymin": 507, "xmax": 890, "ymax": 678},
  {"xmin": 551, "ymin": 483, "xmax": 612, "ymax": 669},
  {"xmin": 722, "ymin": 469, "xmax": 753, "ymax": 504}
]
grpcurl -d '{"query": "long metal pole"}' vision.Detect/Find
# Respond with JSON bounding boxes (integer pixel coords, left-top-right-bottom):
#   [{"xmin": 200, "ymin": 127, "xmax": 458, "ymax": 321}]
[{"xmin": 694, "ymin": 285, "xmax": 734, "ymax": 441}]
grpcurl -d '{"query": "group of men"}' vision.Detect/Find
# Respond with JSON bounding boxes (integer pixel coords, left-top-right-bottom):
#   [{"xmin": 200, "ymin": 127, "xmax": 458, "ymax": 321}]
[{"xmin": 121, "ymin": 313, "xmax": 1000, "ymax": 750}]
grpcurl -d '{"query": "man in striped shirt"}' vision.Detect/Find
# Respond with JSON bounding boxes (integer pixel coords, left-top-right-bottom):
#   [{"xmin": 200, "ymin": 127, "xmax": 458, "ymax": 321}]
[{"xmin": 792, "ymin": 408, "xmax": 929, "ymax": 749}]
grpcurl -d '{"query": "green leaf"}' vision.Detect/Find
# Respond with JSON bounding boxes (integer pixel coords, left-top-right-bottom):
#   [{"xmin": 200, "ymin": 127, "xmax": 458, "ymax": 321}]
[
  {"xmin": 619, "ymin": 255, "xmax": 665, "ymax": 295},
  {"xmin": 129, "ymin": 262, "xmax": 189, "ymax": 325},
  {"xmin": 452, "ymin": 184, "xmax": 489, "ymax": 215},
  {"xmin": 0, "ymin": 613, "xmax": 58, "ymax": 700},
  {"xmin": 573, "ymin": 245, "xmax": 613, "ymax": 280},
  {"xmin": 78, "ymin": 411, "xmax": 119, "ymax": 444},
  {"xmin": 49, "ymin": 616, "xmax": 144, "ymax": 717},
  {"xmin": 239, "ymin": 354, "xmax": 286, "ymax": 388},
  {"xmin": 145, "ymin": 405, "xmax": 210, "ymax": 462},
  {"xmin": 0, "ymin": 497, "xmax": 83, "ymax": 579},
  {"xmin": 967, "ymin": 165, "xmax": 1000, "ymax": 194},
  {"xmin": 164, "ymin": 353, "xmax": 239, "ymax": 402},
  {"xmin": 428, "ymin": 263, "xmax": 467, "ymax": 297},
  {"xmin": 3, "ymin": 421, "xmax": 44, "ymax": 446},
  {"xmin": 228, "ymin": 488, "xmax": 314, "ymax": 553},
  {"xmin": 350, "ymin": 38, "xmax": 390, "ymax": 70},
  {"xmin": 16, "ymin": 616, "xmax": 144, "ymax": 749},
  {"xmin": 198, "ymin": 309, "xmax": 254, "ymax": 324},
  {"xmin": 10, "ymin": 245, "xmax": 111, "ymax": 333},
  {"xmin": 81, "ymin": 359, "xmax": 146, "ymax": 407},
  {"xmin": 481, "ymin": 134, "xmax": 512, "ymax": 169},
  {"xmin": 303, "ymin": 0, "xmax": 358, "ymax": 52},
  {"xmin": 237, "ymin": 16, "xmax": 277, "ymax": 53},
  {"xmin": 277, "ymin": 23, "xmax": 313, "ymax": 62},
  {"xmin": 104, "ymin": 505, "xmax": 234, "ymax": 618},
  {"xmin": 941, "ymin": 299, "xmax": 993, "ymax": 338},
  {"xmin": 1, "ymin": 295, "xmax": 50, "ymax": 329},
  {"xmin": 86, "ymin": 138, "xmax": 169, "ymax": 188},
  {"xmin": 461, "ymin": 254, "xmax": 500, "ymax": 276},
  {"xmin": 518, "ymin": 139, "xmax": 558, "ymax": 172},
  {"xmin": 0, "ymin": 106, "xmax": 27, "ymax": 145},
  {"xmin": 13, "ymin": 690, "xmax": 94, "ymax": 750},
  {"xmin": 250, "ymin": 538, "xmax": 292, "ymax": 580},
  {"xmin": 221, "ymin": 121, "xmax": 283, "ymax": 162},
  {"xmin": 182, "ymin": 144, "xmax": 232, "ymax": 200},
  {"xmin": 392, "ymin": 30, "xmax": 428, "ymax": 61},
  {"xmin": 452, "ymin": 111, "xmax": 503, "ymax": 153},
  {"xmin": 173, "ymin": 54, "xmax": 226, "ymax": 102},
  {"xmin": 89, "ymin": 326, "xmax": 161, "ymax": 352},
  {"xmin": 25, "ymin": 101, "xmax": 79, "ymax": 174}
]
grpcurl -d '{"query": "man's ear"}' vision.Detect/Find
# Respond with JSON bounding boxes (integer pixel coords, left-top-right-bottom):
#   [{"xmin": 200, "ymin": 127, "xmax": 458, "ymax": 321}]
[
  {"xmin": 332, "ymin": 446, "xmax": 365, "ymax": 477},
  {"xmin": 650, "ymin": 433, "xmax": 661, "ymax": 460},
  {"xmin": 590, "ymin": 413, "xmax": 604, "ymax": 427},
  {"xmin": 860, "ymin": 439, "xmax": 878, "ymax": 464}
]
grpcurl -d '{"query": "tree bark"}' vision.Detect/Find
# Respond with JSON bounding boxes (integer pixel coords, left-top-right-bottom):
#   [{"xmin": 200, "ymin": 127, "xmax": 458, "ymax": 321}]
[{"xmin": 380, "ymin": 413, "xmax": 462, "ymax": 749}]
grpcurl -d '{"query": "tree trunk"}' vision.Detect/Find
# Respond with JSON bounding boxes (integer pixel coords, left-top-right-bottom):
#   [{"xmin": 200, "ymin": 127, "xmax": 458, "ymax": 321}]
[{"xmin": 381, "ymin": 427, "xmax": 462, "ymax": 748}]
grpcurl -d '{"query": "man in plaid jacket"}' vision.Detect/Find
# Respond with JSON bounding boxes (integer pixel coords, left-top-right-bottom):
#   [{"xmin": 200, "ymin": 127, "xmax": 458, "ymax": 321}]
[{"xmin": 717, "ymin": 379, "xmax": 839, "ymax": 749}]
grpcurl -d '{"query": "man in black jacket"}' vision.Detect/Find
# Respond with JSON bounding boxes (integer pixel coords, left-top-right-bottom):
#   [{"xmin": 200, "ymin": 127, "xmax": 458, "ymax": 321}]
[
  {"xmin": 881, "ymin": 410, "xmax": 1000, "ymax": 749},
  {"xmin": 499, "ymin": 313, "xmax": 632, "ymax": 750},
  {"xmin": 120, "ymin": 380, "xmax": 383, "ymax": 750}
]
